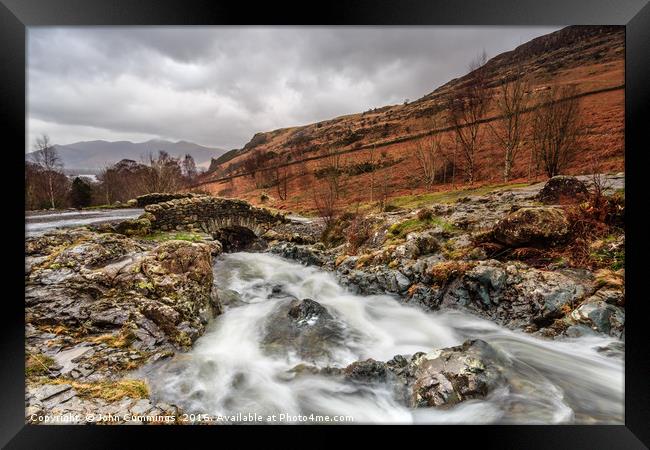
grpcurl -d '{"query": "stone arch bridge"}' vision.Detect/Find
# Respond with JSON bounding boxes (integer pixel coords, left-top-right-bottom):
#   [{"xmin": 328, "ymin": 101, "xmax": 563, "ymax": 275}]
[{"xmin": 142, "ymin": 195, "xmax": 286, "ymax": 237}]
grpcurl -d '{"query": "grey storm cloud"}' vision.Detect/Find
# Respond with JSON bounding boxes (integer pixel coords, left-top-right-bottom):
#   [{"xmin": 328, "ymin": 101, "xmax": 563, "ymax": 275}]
[{"xmin": 27, "ymin": 26, "xmax": 560, "ymax": 150}]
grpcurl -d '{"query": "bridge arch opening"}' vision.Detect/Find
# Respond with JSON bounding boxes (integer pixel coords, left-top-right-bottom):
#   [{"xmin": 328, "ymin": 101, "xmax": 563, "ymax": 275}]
[{"xmin": 213, "ymin": 225, "xmax": 267, "ymax": 252}]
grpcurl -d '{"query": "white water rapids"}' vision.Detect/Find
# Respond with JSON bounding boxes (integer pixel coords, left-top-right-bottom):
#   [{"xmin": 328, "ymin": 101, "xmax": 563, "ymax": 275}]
[{"xmin": 145, "ymin": 252, "xmax": 624, "ymax": 424}]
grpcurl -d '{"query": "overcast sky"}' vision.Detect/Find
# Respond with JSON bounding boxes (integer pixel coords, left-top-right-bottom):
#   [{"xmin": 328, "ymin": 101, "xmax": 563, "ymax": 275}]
[{"xmin": 27, "ymin": 26, "xmax": 561, "ymax": 151}]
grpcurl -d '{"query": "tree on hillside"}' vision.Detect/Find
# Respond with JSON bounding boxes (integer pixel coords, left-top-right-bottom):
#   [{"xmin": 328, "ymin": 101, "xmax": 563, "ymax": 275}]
[
  {"xmin": 32, "ymin": 134, "xmax": 63, "ymax": 209},
  {"xmin": 366, "ymin": 145, "xmax": 377, "ymax": 203},
  {"xmin": 312, "ymin": 179, "xmax": 338, "ymax": 229},
  {"xmin": 25, "ymin": 162, "xmax": 40, "ymax": 210},
  {"xmin": 311, "ymin": 149, "xmax": 347, "ymax": 227},
  {"xmin": 490, "ymin": 63, "xmax": 530, "ymax": 182},
  {"xmin": 377, "ymin": 155, "xmax": 393, "ymax": 212},
  {"xmin": 319, "ymin": 148, "xmax": 345, "ymax": 199},
  {"xmin": 274, "ymin": 165, "xmax": 289, "ymax": 201},
  {"xmin": 447, "ymin": 51, "xmax": 491, "ymax": 184},
  {"xmin": 69, "ymin": 177, "xmax": 92, "ymax": 209},
  {"xmin": 531, "ymin": 84, "xmax": 582, "ymax": 178},
  {"xmin": 414, "ymin": 129, "xmax": 443, "ymax": 190}
]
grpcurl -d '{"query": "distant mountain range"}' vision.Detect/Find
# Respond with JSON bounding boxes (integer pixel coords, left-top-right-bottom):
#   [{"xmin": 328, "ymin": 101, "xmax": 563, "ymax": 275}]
[{"xmin": 26, "ymin": 139, "xmax": 227, "ymax": 172}]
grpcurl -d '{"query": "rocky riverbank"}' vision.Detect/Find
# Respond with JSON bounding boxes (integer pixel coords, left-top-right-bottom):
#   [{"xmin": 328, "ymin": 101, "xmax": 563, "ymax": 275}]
[
  {"xmin": 25, "ymin": 228, "xmax": 222, "ymax": 423},
  {"xmin": 267, "ymin": 174, "xmax": 625, "ymax": 340},
  {"xmin": 24, "ymin": 173, "xmax": 625, "ymax": 423}
]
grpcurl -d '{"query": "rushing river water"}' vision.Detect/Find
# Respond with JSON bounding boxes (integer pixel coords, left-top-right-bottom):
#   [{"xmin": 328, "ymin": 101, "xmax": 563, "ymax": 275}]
[{"xmin": 146, "ymin": 252, "xmax": 624, "ymax": 424}]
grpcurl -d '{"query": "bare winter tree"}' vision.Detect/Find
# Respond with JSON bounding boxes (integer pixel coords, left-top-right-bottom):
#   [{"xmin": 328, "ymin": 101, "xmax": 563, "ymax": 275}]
[
  {"xmin": 447, "ymin": 51, "xmax": 491, "ymax": 184},
  {"xmin": 141, "ymin": 151, "xmax": 183, "ymax": 193},
  {"xmin": 366, "ymin": 145, "xmax": 377, "ymax": 203},
  {"xmin": 97, "ymin": 164, "xmax": 118, "ymax": 205},
  {"xmin": 97, "ymin": 159, "xmax": 150, "ymax": 204},
  {"xmin": 32, "ymin": 134, "xmax": 63, "ymax": 209},
  {"xmin": 531, "ymin": 84, "xmax": 582, "ymax": 178},
  {"xmin": 490, "ymin": 64, "xmax": 530, "ymax": 182},
  {"xmin": 312, "ymin": 179, "xmax": 338, "ymax": 229},
  {"xmin": 274, "ymin": 165, "xmax": 289, "ymax": 201},
  {"xmin": 377, "ymin": 151, "xmax": 393, "ymax": 211},
  {"xmin": 181, "ymin": 154, "xmax": 198, "ymax": 182},
  {"xmin": 312, "ymin": 149, "xmax": 349, "ymax": 227},
  {"xmin": 414, "ymin": 131, "xmax": 442, "ymax": 190},
  {"xmin": 587, "ymin": 154, "xmax": 611, "ymax": 209},
  {"xmin": 319, "ymin": 148, "xmax": 345, "ymax": 199}
]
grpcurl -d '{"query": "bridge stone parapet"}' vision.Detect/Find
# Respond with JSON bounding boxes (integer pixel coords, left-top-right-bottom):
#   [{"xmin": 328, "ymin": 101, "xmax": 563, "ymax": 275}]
[
  {"xmin": 143, "ymin": 196, "xmax": 286, "ymax": 235},
  {"xmin": 136, "ymin": 192, "xmax": 206, "ymax": 207}
]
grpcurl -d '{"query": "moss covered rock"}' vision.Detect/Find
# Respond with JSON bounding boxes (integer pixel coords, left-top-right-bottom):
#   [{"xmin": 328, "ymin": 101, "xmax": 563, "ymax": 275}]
[
  {"xmin": 113, "ymin": 217, "xmax": 152, "ymax": 236},
  {"xmin": 491, "ymin": 207, "xmax": 569, "ymax": 247},
  {"xmin": 537, "ymin": 175, "xmax": 589, "ymax": 204}
]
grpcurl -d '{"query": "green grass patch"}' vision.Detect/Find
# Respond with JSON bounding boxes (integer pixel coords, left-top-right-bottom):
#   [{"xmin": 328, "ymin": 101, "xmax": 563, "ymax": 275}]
[
  {"xmin": 385, "ymin": 216, "xmax": 456, "ymax": 245},
  {"xmin": 141, "ymin": 231, "xmax": 205, "ymax": 243},
  {"xmin": 387, "ymin": 182, "xmax": 530, "ymax": 210}
]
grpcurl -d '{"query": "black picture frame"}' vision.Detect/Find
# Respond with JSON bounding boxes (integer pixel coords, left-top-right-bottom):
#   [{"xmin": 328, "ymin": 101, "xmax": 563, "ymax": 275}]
[{"xmin": 2, "ymin": 0, "xmax": 648, "ymax": 447}]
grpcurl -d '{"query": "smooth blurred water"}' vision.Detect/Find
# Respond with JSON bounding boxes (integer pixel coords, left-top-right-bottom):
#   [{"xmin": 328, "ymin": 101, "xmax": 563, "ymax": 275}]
[
  {"xmin": 146, "ymin": 252, "xmax": 624, "ymax": 424},
  {"xmin": 25, "ymin": 208, "xmax": 144, "ymax": 236}
]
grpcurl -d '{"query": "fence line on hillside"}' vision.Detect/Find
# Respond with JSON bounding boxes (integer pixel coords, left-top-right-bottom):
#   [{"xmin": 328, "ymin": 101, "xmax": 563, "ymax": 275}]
[{"xmin": 192, "ymin": 83, "xmax": 625, "ymax": 189}]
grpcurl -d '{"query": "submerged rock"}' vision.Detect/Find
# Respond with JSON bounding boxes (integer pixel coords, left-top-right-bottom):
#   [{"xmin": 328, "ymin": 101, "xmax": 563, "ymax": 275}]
[
  {"xmin": 287, "ymin": 298, "xmax": 330, "ymax": 325},
  {"xmin": 343, "ymin": 359, "xmax": 391, "ymax": 384},
  {"xmin": 262, "ymin": 298, "xmax": 345, "ymax": 362},
  {"xmin": 349, "ymin": 340, "xmax": 505, "ymax": 408}
]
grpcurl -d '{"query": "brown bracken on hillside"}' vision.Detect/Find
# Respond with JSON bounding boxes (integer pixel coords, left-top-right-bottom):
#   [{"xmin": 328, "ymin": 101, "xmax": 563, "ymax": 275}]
[{"xmin": 195, "ymin": 26, "xmax": 624, "ymax": 212}]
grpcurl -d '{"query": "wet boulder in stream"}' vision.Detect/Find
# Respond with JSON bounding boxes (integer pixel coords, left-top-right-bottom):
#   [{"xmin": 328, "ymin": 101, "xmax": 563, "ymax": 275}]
[
  {"xmin": 297, "ymin": 339, "xmax": 507, "ymax": 410},
  {"xmin": 408, "ymin": 339, "xmax": 505, "ymax": 408},
  {"xmin": 262, "ymin": 298, "xmax": 345, "ymax": 363},
  {"xmin": 360, "ymin": 339, "xmax": 505, "ymax": 408}
]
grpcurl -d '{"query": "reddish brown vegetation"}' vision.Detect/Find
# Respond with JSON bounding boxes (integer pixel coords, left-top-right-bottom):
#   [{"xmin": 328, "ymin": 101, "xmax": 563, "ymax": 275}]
[{"xmin": 196, "ymin": 26, "xmax": 624, "ymax": 213}]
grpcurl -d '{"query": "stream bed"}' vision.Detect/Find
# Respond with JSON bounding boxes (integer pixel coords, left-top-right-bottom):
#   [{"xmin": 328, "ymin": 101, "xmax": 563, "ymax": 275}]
[{"xmin": 145, "ymin": 252, "xmax": 624, "ymax": 424}]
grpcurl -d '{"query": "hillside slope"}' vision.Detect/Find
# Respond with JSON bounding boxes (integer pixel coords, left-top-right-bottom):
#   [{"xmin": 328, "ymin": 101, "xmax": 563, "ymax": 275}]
[{"xmin": 198, "ymin": 26, "xmax": 624, "ymax": 212}]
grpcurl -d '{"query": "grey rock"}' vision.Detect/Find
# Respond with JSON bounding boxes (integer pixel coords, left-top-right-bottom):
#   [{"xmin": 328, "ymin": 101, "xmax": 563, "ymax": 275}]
[
  {"xmin": 491, "ymin": 207, "xmax": 570, "ymax": 247},
  {"xmin": 32, "ymin": 383, "xmax": 72, "ymax": 402},
  {"xmin": 262, "ymin": 298, "xmax": 345, "ymax": 363},
  {"xmin": 130, "ymin": 399, "xmax": 153, "ymax": 415},
  {"xmin": 395, "ymin": 272, "xmax": 412, "ymax": 292},
  {"xmin": 571, "ymin": 299, "xmax": 625, "ymax": 337},
  {"xmin": 538, "ymin": 175, "xmax": 589, "ymax": 204}
]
